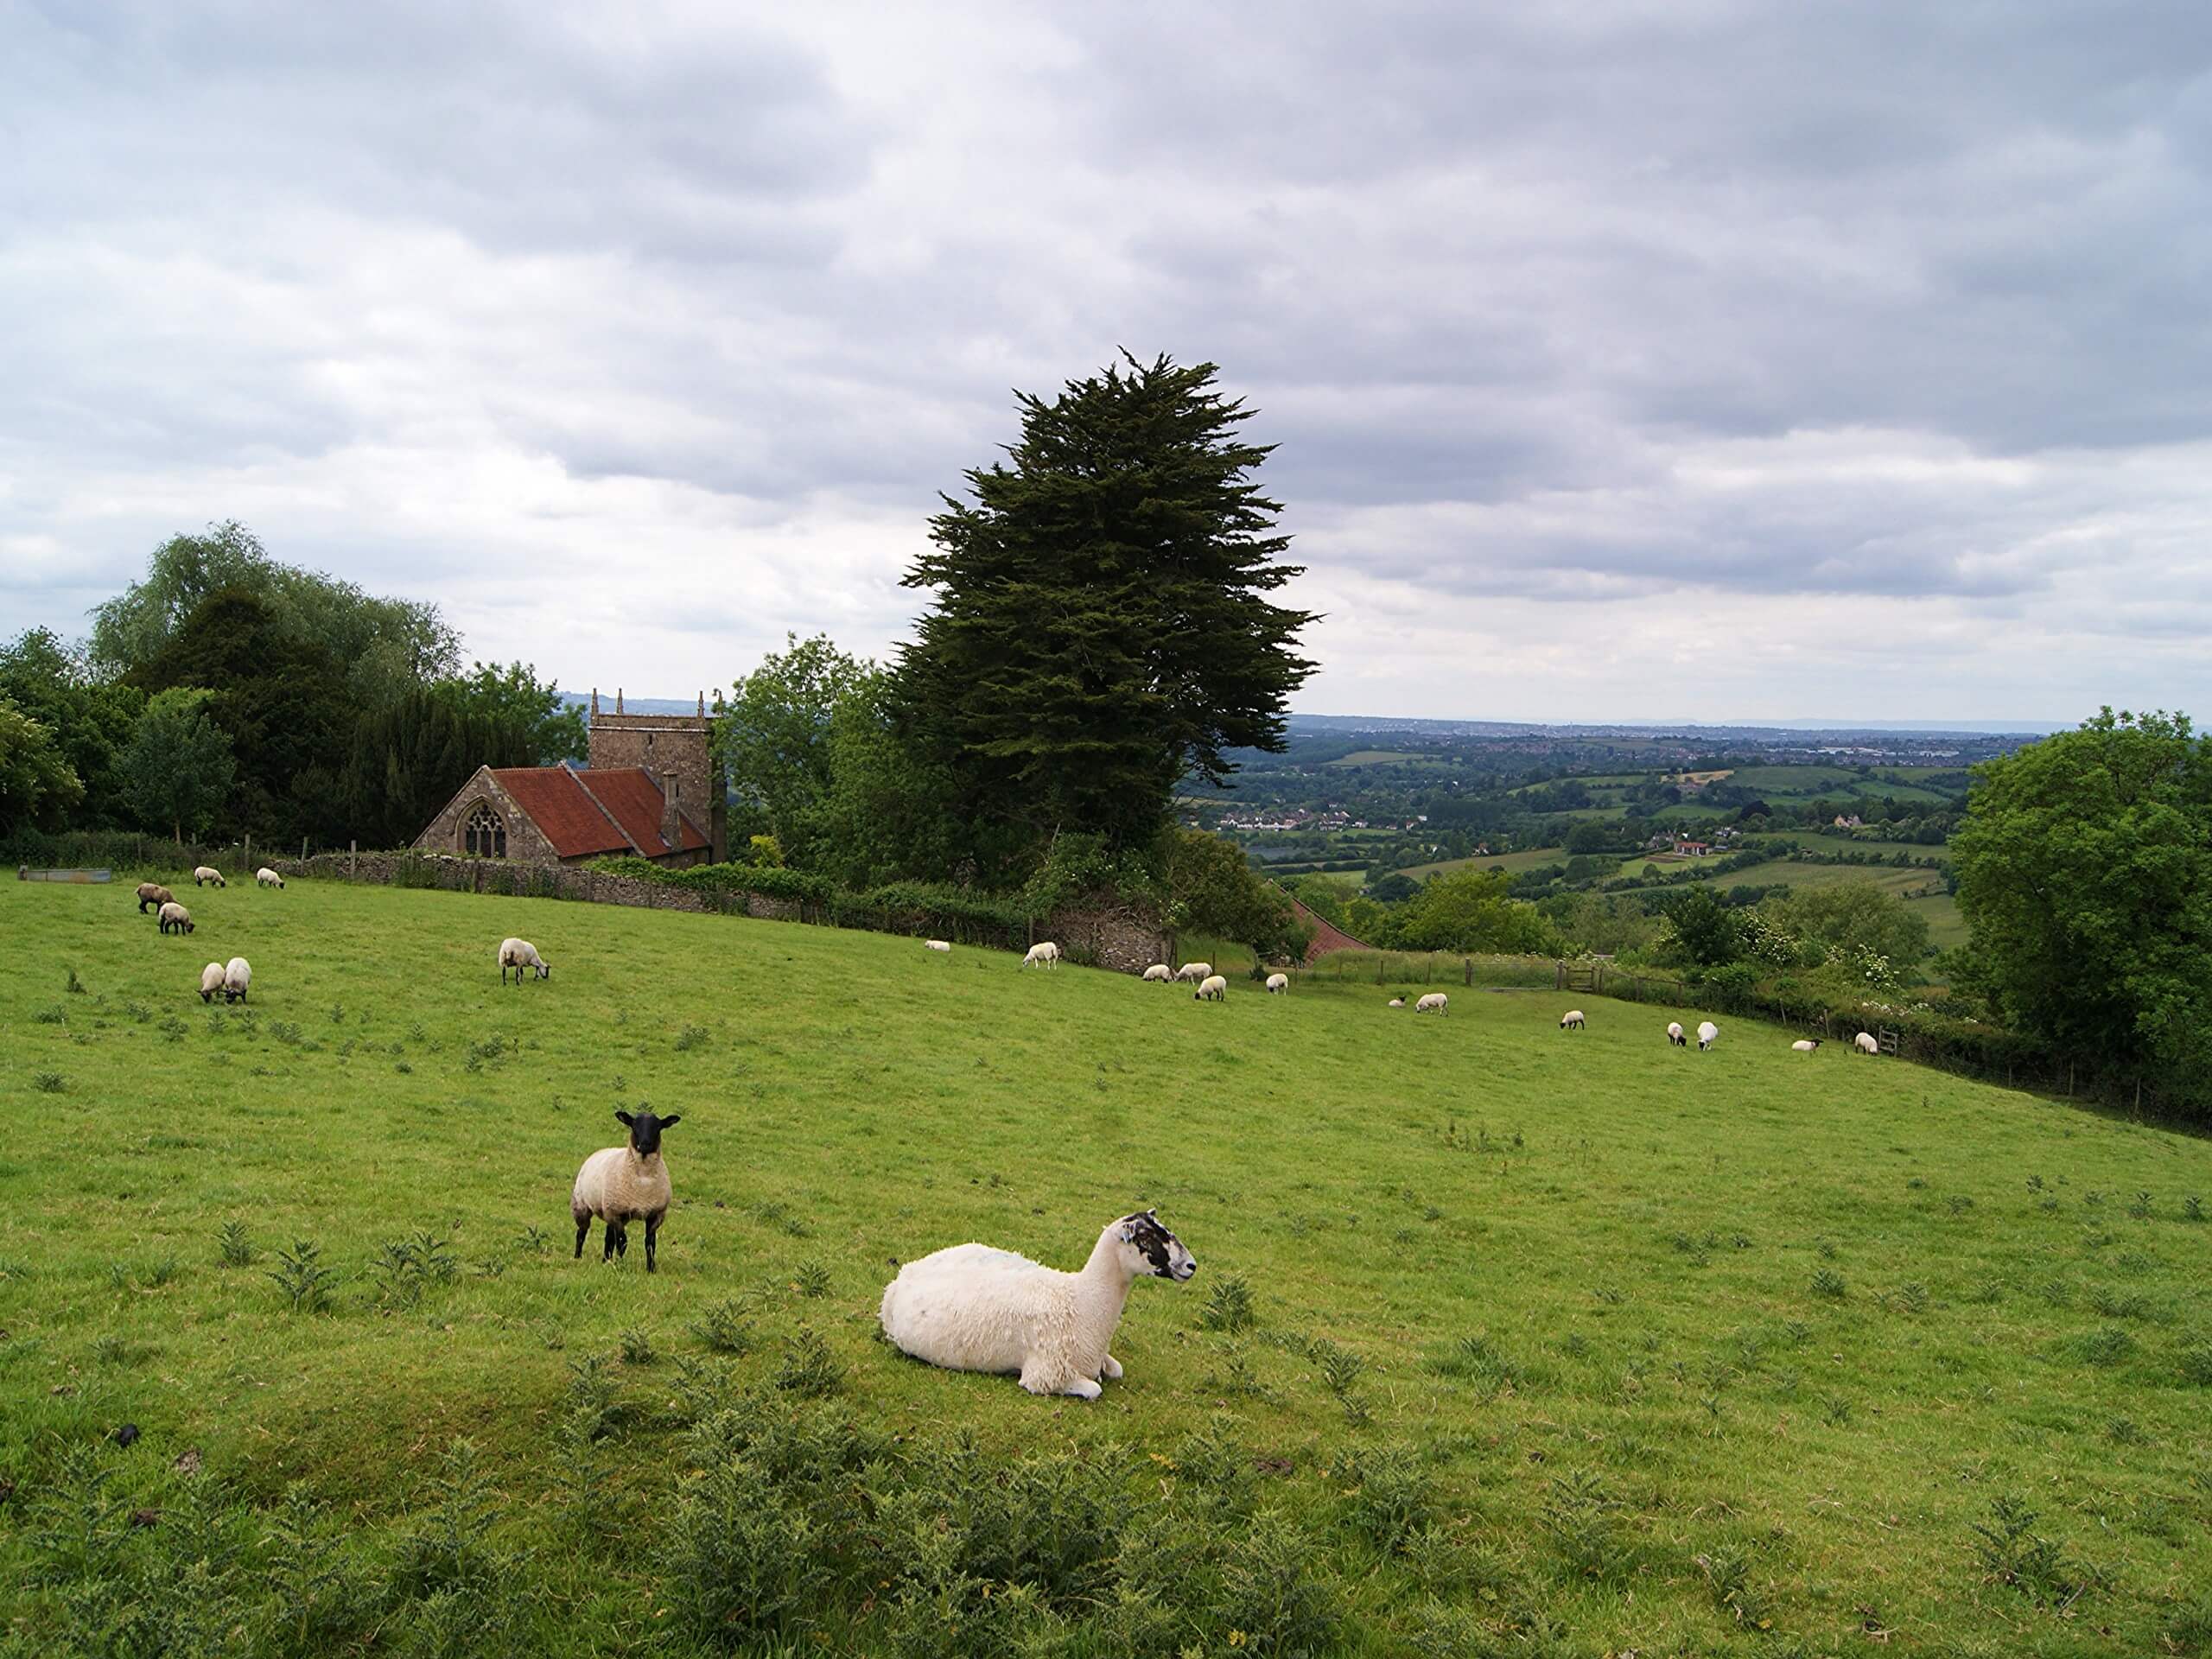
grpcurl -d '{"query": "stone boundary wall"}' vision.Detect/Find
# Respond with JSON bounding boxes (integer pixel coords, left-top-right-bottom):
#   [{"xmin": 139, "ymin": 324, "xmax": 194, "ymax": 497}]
[{"xmin": 264, "ymin": 853, "xmax": 1163, "ymax": 972}]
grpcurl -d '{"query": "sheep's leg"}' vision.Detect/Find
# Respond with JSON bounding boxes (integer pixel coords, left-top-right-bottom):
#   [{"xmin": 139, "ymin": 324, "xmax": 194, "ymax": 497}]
[
  {"xmin": 612, "ymin": 1223, "xmax": 628, "ymax": 1260},
  {"xmin": 644, "ymin": 1215, "xmax": 660, "ymax": 1274},
  {"xmin": 602, "ymin": 1222, "xmax": 620, "ymax": 1262},
  {"xmin": 1064, "ymin": 1377, "xmax": 1103, "ymax": 1400},
  {"xmin": 1101, "ymin": 1353, "xmax": 1123, "ymax": 1380},
  {"xmin": 574, "ymin": 1215, "xmax": 591, "ymax": 1259}
]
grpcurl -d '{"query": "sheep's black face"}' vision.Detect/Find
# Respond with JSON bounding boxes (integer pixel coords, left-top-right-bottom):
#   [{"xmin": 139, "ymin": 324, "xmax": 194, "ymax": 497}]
[
  {"xmin": 616, "ymin": 1108, "xmax": 680, "ymax": 1157},
  {"xmin": 1118, "ymin": 1210, "xmax": 1197, "ymax": 1281}
]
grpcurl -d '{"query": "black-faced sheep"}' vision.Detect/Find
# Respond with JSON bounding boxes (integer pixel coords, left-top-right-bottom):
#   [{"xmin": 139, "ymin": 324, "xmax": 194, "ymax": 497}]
[
  {"xmin": 571, "ymin": 1108, "xmax": 681, "ymax": 1272},
  {"xmin": 156, "ymin": 901, "xmax": 194, "ymax": 935},
  {"xmin": 499, "ymin": 938, "xmax": 550, "ymax": 983},
  {"xmin": 1414, "ymin": 992, "xmax": 1448, "ymax": 1014},
  {"xmin": 192, "ymin": 866, "xmax": 226, "ymax": 887},
  {"xmin": 136, "ymin": 882, "xmax": 174, "ymax": 914},
  {"xmin": 223, "ymin": 957, "xmax": 251, "ymax": 1002},
  {"xmin": 255, "ymin": 867, "xmax": 284, "ymax": 888},
  {"xmin": 1560, "ymin": 1009, "xmax": 1586, "ymax": 1029}
]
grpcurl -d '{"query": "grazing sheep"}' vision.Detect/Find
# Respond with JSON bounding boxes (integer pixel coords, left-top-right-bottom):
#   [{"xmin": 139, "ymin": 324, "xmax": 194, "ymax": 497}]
[
  {"xmin": 1266, "ymin": 973, "xmax": 1290, "ymax": 995},
  {"xmin": 571, "ymin": 1108, "xmax": 680, "ymax": 1272},
  {"xmin": 1173, "ymin": 962, "xmax": 1213, "ymax": 983},
  {"xmin": 1388, "ymin": 997, "xmax": 1406, "ymax": 1008},
  {"xmin": 1791, "ymin": 1039, "xmax": 1822, "ymax": 1053},
  {"xmin": 499, "ymin": 938, "xmax": 550, "ymax": 984},
  {"xmin": 156, "ymin": 901, "xmax": 194, "ymax": 936},
  {"xmin": 192, "ymin": 866, "xmax": 226, "ymax": 887},
  {"xmin": 1666, "ymin": 1021, "xmax": 1687, "ymax": 1046},
  {"xmin": 255, "ymin": 867, "xmax": 283, "ymax": 889},
  {"xmin": 1021, "ymin": 941, "xmax": 1061, "ymax": 969},
  {"xmin": 879, "ymin": 1209, "xmax": 1197, "ymax": 1399},
  {"xmin": 1193, "ymin": 974, "xmax": 1228, "ymax": 1001},
  {"xmin": 1141, "ymin": 963, "xmax": 1173, "ymax": 982},
  {"xmin": 198, "ymin": 962, "xmax": 226, "ymax": 1002},
  {"xmin": 135, "ymin": 882, "xmax": 174, "ymax": 914},
  {"xmin": 1414, "ymin": 992, "xmax": 1449, "ymax": 1014},
  {"xmin": 1697, "ymin": 1020, "xmax": 1719, "ymax": 1051},
  {"xmin": 1855, "ymin": 1031, "xmax": 1880, "ymax": 1055},
  {"xmin": 1560, "ymin": 1009, "xmax": 1586, "ymax": 1030},
  {"xmin": 222, "ymin": 957, "xmax": 251, "ymax": 1003},
  {"xmin": 924, "ymin": 939, "xmax": 952, "ymax": 952}
]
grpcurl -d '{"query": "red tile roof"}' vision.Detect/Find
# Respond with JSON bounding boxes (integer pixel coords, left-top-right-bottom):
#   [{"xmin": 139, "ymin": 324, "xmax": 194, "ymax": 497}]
[
  {"xmin": 576, "ymin": 768, "xmax": 709, "ymax": 858},
  {"xmin": 490, "ymin": 768, "xmax": 630, "ymax": 859}
]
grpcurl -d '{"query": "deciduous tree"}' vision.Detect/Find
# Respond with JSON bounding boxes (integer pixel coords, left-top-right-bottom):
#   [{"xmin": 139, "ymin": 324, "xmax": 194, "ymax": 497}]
[{"xmin": 119, "ymin": 688, "xmax": 234, "ymax": 844}]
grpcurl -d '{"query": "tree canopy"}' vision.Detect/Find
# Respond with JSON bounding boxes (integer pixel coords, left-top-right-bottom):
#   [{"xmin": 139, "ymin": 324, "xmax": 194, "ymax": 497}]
[
  {"xmin": 431, "ymin": 661, "xmax": 587, "ymax": 767},
  {"xmin": 118, "ymin": 688, "xmax": 236, "ymax": 844},
  {"xmin": 0, "ymin": 698, "xmax": 86, "ymax": 834},
  {"xmin": 0, "ymin": 628, "xmax": 143, "ymax": 826}
]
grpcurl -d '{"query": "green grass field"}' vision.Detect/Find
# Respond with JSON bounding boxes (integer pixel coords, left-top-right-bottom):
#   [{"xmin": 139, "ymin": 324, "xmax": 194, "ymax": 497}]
[
  {"xmin": 5, "ymin": 876, "xmax": 2209, "ymax": 1655},
  {"xmin": 1394, "ymin": 846, "xmax": 1567, "ymax": 880}
]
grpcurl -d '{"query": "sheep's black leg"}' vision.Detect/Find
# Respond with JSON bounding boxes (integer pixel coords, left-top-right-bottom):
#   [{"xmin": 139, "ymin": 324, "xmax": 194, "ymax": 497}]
[
  {"xmin": 613, "ymin": 1224, "xmax": 628, "ymax": 1260},
  {"xmin": 603, "ymin": 1222, "xmax": 620, "ymax": 1262},
  {"xmin": 575, "ymin": 1216, "xmax": 590, "ymax": 1259},
  {"xmin": 645, "ymin": 1215, "xmax": 659, "ymax": 1274}
]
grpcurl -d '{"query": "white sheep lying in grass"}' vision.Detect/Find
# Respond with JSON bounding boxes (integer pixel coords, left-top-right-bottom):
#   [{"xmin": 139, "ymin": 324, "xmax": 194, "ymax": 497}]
[
  {"xmin": 1414, "ymin": 992, "xmax": 1449, "ymax": 1014},
  {"xmin": 199, "ymin": 962, "xmax": 226, "ymax": 1002},
  {"xmin": 1141, "ymin": 963, "xmax": 1173, "ymax": 982},
  {"xmin": 1560, "ymin": 1009, "xmax": 1586, "ymax": 1029},
  {"xmin": 499, "ymin": 938, "xmax": 550, "ymax": 983},
  {"xmin": 1266, "ymin": 973, "xmax": 1290, "ymax": 995},
  {"xmin": 1388, "ymin": 997, "xmax": 1406, "ymax": 1008},
  {"xmin": 1697, "ymin": 1020, "xmax": 1719, "ymax": 1051},
  {"xmin": 1666, "ymin": 1021, "xmax": 1686, "ymax": 1046},
  {"xmin": 255, "ymin": 867, "xmax": 284, "ymax": 888},
  {"xmin": 924, "ymin": 939, "xmax": 951, "ymax": 952},
  {"xmin": 1193, "ymin": 974, "xmax": 1228, "ymax": 1001},
  {"xmin": 1173, "ymin": 962, "xmax": 1212, "ymax": 982},
  {"xmin": 879, "ymin": 1209, "xmax": 1197, "ymax": 1399},
  {"xmin": 572, "ymin": 1108, "xmax": 680, "ymax": 1272},
  {"xmin": 223, "ymin": 957, "xmax": 251, "ymax": 1003},
  {"xmin": 156, "ymin": 901, "xmax": 194, "ymax": 936},
  {"xmin": 192, "ymin": 866, "xmax": 226, "ymax": 887},
  {"xmin": 1021, "ymin": 941, "xmax": 1060, "ymax": 969},
  {"xmin": 1791, "ymin": 1039, "xmax": 1822, "ymax": 1052}
]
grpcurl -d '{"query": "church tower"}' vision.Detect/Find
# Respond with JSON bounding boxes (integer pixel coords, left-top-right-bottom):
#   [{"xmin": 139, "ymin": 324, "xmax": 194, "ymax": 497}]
[{"xmin": 587, "ymin": 689, "xmax": 727, "ymax": 862}]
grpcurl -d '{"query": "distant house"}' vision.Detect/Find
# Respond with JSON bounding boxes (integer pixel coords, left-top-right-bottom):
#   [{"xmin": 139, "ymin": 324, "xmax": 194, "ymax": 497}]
[
  {"xmin": 1671, "ymin": 839, "xmax": 1712, "ymax": 857},
  {"xmin": 1644, "ymin": 832, "xmax": 1675, "ymax": 851},
  {"xmin": 1833, "ymin": 814, "xmax": 1864, "ymax": 829}
]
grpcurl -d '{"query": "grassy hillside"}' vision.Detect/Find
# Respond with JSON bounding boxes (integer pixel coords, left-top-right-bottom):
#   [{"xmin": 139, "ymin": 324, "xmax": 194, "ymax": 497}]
[
  {"xmin": 1393, "ymin": 846, "xmax": 1567, "ymax": 880},
  {"xmin": 4, "ymin": 876, "xmax": 2209, "ymax": 1655}
]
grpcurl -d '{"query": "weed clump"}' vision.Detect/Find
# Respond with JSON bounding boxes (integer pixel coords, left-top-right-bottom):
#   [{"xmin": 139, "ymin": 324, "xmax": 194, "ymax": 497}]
[
  {"xmin": 1198, "ymin": 1272, "xmax": 1257, "ymax": 1332},
  {"xmin": 267, "ymin": 1238, "xmax": 338, "ymax": 1313}
]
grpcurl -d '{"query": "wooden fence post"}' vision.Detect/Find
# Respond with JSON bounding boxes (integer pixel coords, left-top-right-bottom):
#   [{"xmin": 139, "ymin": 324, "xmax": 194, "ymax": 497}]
[
  {"xmin": 1464, "ymin": 957, "xmax": 1472, "ymax": 986},
  {"xmin": 350, "ymin": 840, "xmax": 358, "ymax": 878}
]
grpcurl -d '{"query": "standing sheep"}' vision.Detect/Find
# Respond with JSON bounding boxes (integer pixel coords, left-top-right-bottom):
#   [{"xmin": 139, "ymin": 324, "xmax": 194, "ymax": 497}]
[
  {"xmin": 156, "ymin": 901, "xmax": 194, "ymax": 936},
  {"xmin": 1697, "ymin": 1020, "xmax": 1719, "ymax": 1051},
  {"xmin": 1666, "ymin": 1021, "xmax": 1687, "ymax": 1046},
  {"xmin": 1021, "ymin": 942, "xmax": 1061, "ymax": 969},
  {"xmin": 192, "ymin": 867, "xmax": 226, "ymax": 887},
  {"xmin": 1414, "ymin": 992, "xmax": 1449, "ymax": 1015},
  {"xmin": 222, "ymin": 957, "xmax": 251, "ymax": 1003},
  {"xmin": 255, "ymin": 868, "xmax": 284, "ymax": 889},
  {"xmin": 1173, "ymin": 962, "xmax": 1212, "ymax": 983},
  {"xmin": 571, "ymin": 1108, "xmax": 681, "ymax": 1272},
  {"xmin": 198, "ymin": 962, "xmax": 226, "ymax": 1002},
  {"xmin": 499, "ymin": 938, "xmax": 550, "ymax": 983},
  {"xmin": 1141, "ymin": 963, "xmax": 1173, "ymax": 982},
  {"xmin": 1193, "ymin": 974, "xmax": 1228, "ymax": 1001},
  {"xmin": 1854, "ymin": 1031, "xmax": 1880, "ymax": 1055},
  {"xmin": 135, "ymin": 882, "xmax": 174, "ymax": 914},
  {"xmin": 879, "ymin": 1209, "xmax": 1197, "ymax": 1399},
  {"xmin": 1560, "ymin": 1009, "xmax": 1586, "ymax": 1030},
  {"xmin": 1791, "ymin": 1039, "xmax": 1823, "ymax": 1052},
  {"xmin": 1265, "ymin": 973, "xmax": 1290, "ymax": 995}
]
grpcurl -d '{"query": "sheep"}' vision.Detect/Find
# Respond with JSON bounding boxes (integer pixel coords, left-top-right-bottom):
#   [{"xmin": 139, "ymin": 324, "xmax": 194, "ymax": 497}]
[
  {"xmin": 499, "ymin": 938, "xmax": 550, "ymax": 984},
  {"xmin": 1791, "ymin": 1039, "xmax": 1822, "ymax": 1053},
  {"xmin": 1266, "ymin": 973, "xmax": 1290, "ymax": 995},
  {"xmin": 135, "ymin": 882, "xmax": 174, "ymax": 914},
  {"xmin": 1697, "ymin": 1020, "xmax": 1719, "ymax": 1051},
  {"xmin": 192, "ymin": 867, "xmax": 226, "ymax": 888},
  {"xmin": 1173, "ymin": 962, "xmax": 1213, "ymax": 983},
  {"xmin": 198, "ymin": 962, "xmax": 226, "ymax": 1002},
  {"xmin": 255, "ymin": 867, "xmax": 284, "ymax": 889},
  {"xmin": 571, "ymin": 1108, "xmax": 680, "ymax": 1272},
  {"xmin": 1193, "ymin": 974, "xmax": 1228, "ymax": 1001},
  {"xmin": 156, "ymin": 901, "xmax": 194, "ymax": 936},
  {"xmin": 1021, "ymin": 941, "xmax": 1061, "ymax": 969},
  {"xmin": 1666, "ymin": 1021, "xmax": 1687, "ymax": 1046},
  {"xmin": 924, "ymin": 939, "xmax": 952, "ymax": 952},
  {"xmin": 1387, "ymin": 997, "xmax": 1406, "ymax": 1008},
  {"xmin": 222, "ymin": 957, "xmax": 251, "ymax": 1003},
  {"xmin": 1414, "ymin": 992, "xmax": 1449, "ymax": 1015},
  {"xmin": 1855, "ymin": 1031, "xmax": 1880, "ymax": 1056},
  {"xmin": 1560, "ymin": 1009, "xmax": 1586, "ymax": 1030},
  {"xmin": 879, "ymin": 1209, "xmax": 1196, "ymax": 1399},
  {"xmin": 1141, "ymin": 963, "xmax": 1173, "ymax": 982}
]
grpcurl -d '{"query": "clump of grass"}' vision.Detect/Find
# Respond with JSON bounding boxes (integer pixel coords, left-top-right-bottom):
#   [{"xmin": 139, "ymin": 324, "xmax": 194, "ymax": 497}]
[
  {"xmin": 1822, "ymin": 1394, "xmax": 1853, "ymax": 1427},
  {"xmin": 690, "ymin": 1299, "xmax": 756, "ymax": 1356},
  {"xmin": 1947, "ymin": 1194, "xmax": 1975, "ymax": 1216},
  {"xmin": 92, "ymin": 1333, "xmax": 150, "ymax": 1367},
  {"xmin": 1329, "ymin": 1446, "xmax": 1435, "ymax": 1554},
  {"xmin": 370, "ymin": 1232, "xmax": 457, "ymax": 1310},
  {"xmin": 1540, "ymin": 1469, "xmax": 1626, "ymax": 1581},
  {"xmin": 1970, "ymin": 1494, "xmax": 2089, "ymax": 1603},
  {"xmin": 2176, "ymin": 1346, "xmax": 2212, "ymax": 1387},
  {"xmin": 2107, "ymin": 1416, "xmax": 2148, "ymax": 1445},
  {"xmin": 1313, "ymin": 1338, "xmax": 1370, "ymax": 1424},
  {"xmin": 751, "ymin": 1198, "xmax": 810, "ymax": 1238},
  {"xmin": 64, "ymin": 967, "xmax": 86, "ymax": 995},
  {"xmin": 2180, "ymin": 1193, "xmax": 2203, "ymax": 1222},
  {"xmin": 34, "ymin": 1004, "xmax": 66, "ymax": 1026},
  {"xmin": 145, "ymin": 1255, "xmax": 180, "ymax": 1287},
  {"xmin": 1198, "ymin": 1273, "xmax": 1256, "ymax": 1332},
  {"xmin": 673, "ymin": 1023, "xmax": 709, "ymax": 1052},
  {"xmin": 790, "ymin": 1261, "xmax": 831, "ymax": 1300},
  {"xmin": 31, "ymin": 1071, "xmax": 64, "ymax": 1094},
  {"xmin": 2128, "ymin": 1191, "xmax": 2153, "ymax": 1219},
  {"xmin": 618, "ymin": 1327, "xmax": 657, "ymax": 1365},
  {"xmin": 267, "ymin": 1238, "xmax": 338, "ymax": 1313},
  {"xmin": 270, "ymin": 1020, "xmax": 302, "ymax": 1046},
  {"xmin": 1810, "ymin": 1268, "xmax": 1847, "ymax": 1300},
  {"xmin": 773, "ymin": 1329, "xmax": 844, "ymax": 1397},
  {"xmin": 2075, "ymin": 1327, "xmax": 2137, "ymax": 1367}
]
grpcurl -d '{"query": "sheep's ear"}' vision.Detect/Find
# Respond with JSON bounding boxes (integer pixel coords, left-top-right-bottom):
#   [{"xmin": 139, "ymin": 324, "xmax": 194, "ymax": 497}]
[
  {"xmin": 658, "ymin": 1114, "xmax": 680, "ymax": 1129},
  {"xmin": 615, "ymin": 1109, "xmax": 634, "ymax": 1127}
]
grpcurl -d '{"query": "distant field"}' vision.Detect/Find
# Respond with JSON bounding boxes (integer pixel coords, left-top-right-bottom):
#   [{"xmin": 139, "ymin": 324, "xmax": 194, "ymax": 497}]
[
  {"xmin": 1904, "ymin": 889, "xmax": 1967, "ymax": 950},
  {"xmin": 1325, "ymin": 749, "xmax": 1454, "ymax": 768},
  {"xmin": 1395, "ymin": 845, "xmax": 1567, "ymax": 880},
  {"xmin": 1791, "ymin": 832, "xmax": 1949, "ymax": 861},
  {"xmin": 1617, "ymin": 859, "xmax": 1948, "ymax": 902}
]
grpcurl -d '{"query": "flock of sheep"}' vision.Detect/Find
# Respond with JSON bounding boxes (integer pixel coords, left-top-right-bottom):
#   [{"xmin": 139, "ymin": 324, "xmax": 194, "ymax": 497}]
[{"xmin": 136, "ymin": 868, "xmax": 281, "ymax": 1005}]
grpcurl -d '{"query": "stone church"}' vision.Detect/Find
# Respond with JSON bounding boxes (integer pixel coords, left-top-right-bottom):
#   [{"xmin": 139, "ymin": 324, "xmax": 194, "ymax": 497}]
[{"xmin": 413, "ymin": 690, "xmax": 727, "ymax": 868}]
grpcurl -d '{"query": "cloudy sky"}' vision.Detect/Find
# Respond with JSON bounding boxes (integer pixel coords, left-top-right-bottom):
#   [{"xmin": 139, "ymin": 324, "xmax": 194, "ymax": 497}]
[{"xmin": 6, "ymin": 2, "xmax": 2210, "ymax": 724}]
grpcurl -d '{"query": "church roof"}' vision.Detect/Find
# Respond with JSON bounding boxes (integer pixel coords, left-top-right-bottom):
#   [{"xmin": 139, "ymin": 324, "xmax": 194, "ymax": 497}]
[
  {"xmin": 485, "ymin": 766, "xmax": 709, "ymax": 861},
  {"xmin": 580, "ymin": 767, "xmax": 709, "ymax": 858}
]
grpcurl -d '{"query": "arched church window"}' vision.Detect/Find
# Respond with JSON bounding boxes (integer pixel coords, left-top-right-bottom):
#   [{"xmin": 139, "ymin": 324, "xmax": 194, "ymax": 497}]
[{"xmin": 465, "ymin": 803, "xmax": 506, "ymax": 858}]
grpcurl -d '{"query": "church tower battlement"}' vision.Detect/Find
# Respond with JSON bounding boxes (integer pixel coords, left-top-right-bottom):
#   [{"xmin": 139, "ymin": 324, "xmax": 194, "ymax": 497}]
[{"xmin": 587, "ymin": 689, "xmax": 726, "ymax": 862}]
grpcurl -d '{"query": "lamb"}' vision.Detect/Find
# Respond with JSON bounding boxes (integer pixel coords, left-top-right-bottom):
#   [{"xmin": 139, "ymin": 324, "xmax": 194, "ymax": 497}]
[
  {"xmin": 192, "ymin": 867, "xmax": 226, "ymax": 887},
  {"xmin": 135, "ymin": 882, "xmax": 174, "ymax": 914},
  {"xmin": 1667, "ymin": 1021, "xmax": 1687, "ymax": 1046},
  {"xmin": 1854, "ymin": 1031, "xmax": 1880, "ymax": 1056},
  {"xmin": 198, "ymin": 962, "xmax": 226, "ymax": 1002},
  {"xmin": 1173, "ymin": 962, "xmax": 1213, "ymax": 983},
  {"xmin": 1266, "ymin": 973, "xmax": 1290, "ymax": 995},
  {"xmin": 878, "ymin": 1209, "xmax": 1196, "ymax": 1399},
  {"xmin": 1021, "ymin": 941, "xmax": 1060, "ymax": 969},
  {"xmin": 1791, "ymin": 1039, "xmax": 1823, "ymax": 1053},
  {"xmin": 1141, "ymin": 963, "xmax": 1173, "ymax": 982},
  {"xmin": 1388, "ymin": 997, "xmax": 1406, "ymax": 1008},
  {"xmin": 924, "ymin": 939, "xmax": 952, "ymax": 952},
  {"xmin": 222, "ymin": 957, "xmax": 251, "ymax": 1003},
  {"xmin": 1560, "ymin": 1009, "xmax": 1586, "ymax": 1030},
  {"xmin": 1414, "ymin": 992, "xmax": 1449, "ymax": 1014},
  {"xmin": 499, "ymin": 938, "xmax": 550, "ymax": 984},
  {"xmin": 571, "ymin": 1109, "xmax": 680, "ymax": 1272},
  {"xmin": 156, "ymin": 901, "xmax": 194, "ymax": 936},
  {"xmin": 1697, "ymin": 1020, "xmax": 1719, "ymax": 1051},
  {"xmin": 1193, "ymin": 974, "xmax": 1228, "ymax": 1001},
  {"xmin": 255, "ymin": 867, "xmax": 283, "ymax": 889}
]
